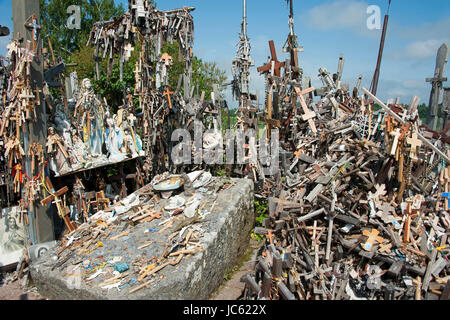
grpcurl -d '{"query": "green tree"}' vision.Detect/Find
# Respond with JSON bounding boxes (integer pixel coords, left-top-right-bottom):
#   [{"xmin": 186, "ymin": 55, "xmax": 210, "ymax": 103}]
[
  {"xmin": 163, "ymin": 42, "xmax": 227, "ymax": 100},
  {"xmin": 41, "ymin": 1, "xmax": 226, "ymax": 110},
  {"xmin": 40, "ymin": 0, "xmax": 125, "ymax": 59}
]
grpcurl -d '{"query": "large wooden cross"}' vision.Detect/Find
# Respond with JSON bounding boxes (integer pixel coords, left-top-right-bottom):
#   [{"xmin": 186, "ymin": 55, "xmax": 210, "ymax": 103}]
[
  {"xmin": 294, "ymin": 86, "xmax": 317, "ymax": 134},
  {"xmin": 257, "ymin": 40, "xmax": 285, "ymax": 77},
  {"xmin": 259, "ymin": 88, "xmax": 281, "ymax": 140},
  {"xmin": 41, "ymin": 177, "xmax": 76, "ymax": 232}
]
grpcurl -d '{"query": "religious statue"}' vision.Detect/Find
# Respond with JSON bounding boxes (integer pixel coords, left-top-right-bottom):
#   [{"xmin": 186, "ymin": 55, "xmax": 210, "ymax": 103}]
[
  {"xmin": 70, "ymin": 129, "xmax": 88, "ymax": 168},
  {"xmin": 46, "ymin": 127, "xmax": 71, "ymax": 175},
  {"xmin": 104, "ymin": 111, "xmax": 126, "ymax": 162},
  {"xmin": 75, "ymin": 78, "xmax": 104, "ymax": 157}
]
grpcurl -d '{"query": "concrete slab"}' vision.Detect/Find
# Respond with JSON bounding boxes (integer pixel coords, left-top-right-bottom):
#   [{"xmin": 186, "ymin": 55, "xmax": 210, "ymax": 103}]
[{"xmin": 29, "ymin": 177, "xmax": 255, "ymax": 300}]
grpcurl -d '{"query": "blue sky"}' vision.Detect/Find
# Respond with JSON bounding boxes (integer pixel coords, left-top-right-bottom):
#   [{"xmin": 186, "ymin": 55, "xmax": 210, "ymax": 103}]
[{"xmin": 1, "ymin": 0, "xmax": 449, "ymax": 107}]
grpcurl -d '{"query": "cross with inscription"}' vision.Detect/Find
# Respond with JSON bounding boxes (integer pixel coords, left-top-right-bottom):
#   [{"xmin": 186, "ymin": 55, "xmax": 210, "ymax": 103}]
[{"xmin": 257, "ymin": 40, "xmax": 285, "ymax": 77}]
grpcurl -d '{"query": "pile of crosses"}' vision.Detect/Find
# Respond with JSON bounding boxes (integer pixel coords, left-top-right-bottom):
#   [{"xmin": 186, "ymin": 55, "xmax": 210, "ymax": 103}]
[
  {"xmin": 238, "ymin": 4, "xmax": 450, "ymax": 301},
  {"xmin": 0, "ymin": 37, "xmax": 47, "ymax": 223},
  {"xmin": 86, "ymin": 0, "xmax": 222, "ymax": 179},
  {"xmin": 0, "ymin": 0, "xmax": 222, "ymax": 238}
]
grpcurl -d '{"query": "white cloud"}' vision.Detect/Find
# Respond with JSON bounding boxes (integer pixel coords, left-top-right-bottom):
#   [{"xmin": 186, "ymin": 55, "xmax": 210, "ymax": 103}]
[
  {"xmin": 402, "ymin": 80, "xmax": 425, "ymax": 89},
  {"xmin": 396, "ymin": 18, "xmax": 450, "ymax": 41},
  {"xmin": 301, "ymin": 0, "xmax": 379, "ymax": 37},
  {"xmin": 391, "ymin": 39, "xmax": 448, "ymax": 60}
]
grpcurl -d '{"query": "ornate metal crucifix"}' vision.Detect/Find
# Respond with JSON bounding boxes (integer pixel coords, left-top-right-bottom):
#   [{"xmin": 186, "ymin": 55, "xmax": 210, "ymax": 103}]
[{"xmin": 24, "ymin": 14, "xmax": 42, "ymax": 53}]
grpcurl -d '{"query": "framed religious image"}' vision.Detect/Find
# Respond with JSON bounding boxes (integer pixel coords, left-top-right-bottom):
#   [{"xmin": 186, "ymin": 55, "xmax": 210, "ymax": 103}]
[{"xmin": 0, "ymin": 206, "xmax": 25, "ymax": 267}]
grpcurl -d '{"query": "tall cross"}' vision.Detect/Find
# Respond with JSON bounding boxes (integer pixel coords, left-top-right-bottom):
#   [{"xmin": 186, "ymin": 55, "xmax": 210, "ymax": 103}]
[
  {"xmin": 257, "ymin": 40, "xmax": 285, "ymax": 77},
  {"xmin": 24, "ymin": 14, "xmax": 42, "ymax": 53},
  {"xmin": 426, "ymin": 43, "xmax": 449, "ymax": 130},
  {"xmin": 259, "ymin": 87, "xmax": 281, "ymax": 140},
  {"xmin": 406, "ymin": 132, "xmax": 423, "ymax": 161},
  {"xmin": 294, "ymin": 86, "xmax": 317, "ymax": 134}
]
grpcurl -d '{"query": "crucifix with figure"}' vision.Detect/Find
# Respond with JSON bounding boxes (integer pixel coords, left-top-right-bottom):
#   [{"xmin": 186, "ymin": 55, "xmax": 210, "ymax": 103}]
[{"xmin": 24, "ymin": 14, "xmax": 42, "ymax": 53}]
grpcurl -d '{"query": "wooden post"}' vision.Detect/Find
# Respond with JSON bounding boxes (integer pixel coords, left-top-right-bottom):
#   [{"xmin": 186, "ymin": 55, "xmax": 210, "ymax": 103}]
[{"xmin": 13, "ymin": 0, "xmax": 54, "ymax": 243}]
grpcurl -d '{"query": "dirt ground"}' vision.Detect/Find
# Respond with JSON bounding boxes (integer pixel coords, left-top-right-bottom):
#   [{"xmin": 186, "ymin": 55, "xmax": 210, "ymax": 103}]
[{"xmin": 0, "ymin": 276, "xmax": 46, "ymax": 300}]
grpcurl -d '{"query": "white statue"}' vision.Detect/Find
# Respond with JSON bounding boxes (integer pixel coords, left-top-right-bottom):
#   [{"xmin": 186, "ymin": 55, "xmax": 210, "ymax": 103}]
[
  {"xmin": 75, "ymin": 78, "xmax": 104, "ymax": 157},
  {"xmin": 104, "ymin": 111, "xmax": 126, "ymax": 162}
]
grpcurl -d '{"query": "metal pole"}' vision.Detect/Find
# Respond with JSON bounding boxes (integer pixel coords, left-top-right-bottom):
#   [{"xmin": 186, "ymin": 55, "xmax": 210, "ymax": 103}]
[{"xmin": 371, "ymin": 14, "xmax": 389, "ymax": 96}]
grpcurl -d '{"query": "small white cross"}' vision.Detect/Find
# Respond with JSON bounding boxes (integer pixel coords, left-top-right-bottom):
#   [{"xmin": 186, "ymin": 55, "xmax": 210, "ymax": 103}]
[{"xmin": 389, "ymin": 128, "xmax": 401, "ymax": 156}]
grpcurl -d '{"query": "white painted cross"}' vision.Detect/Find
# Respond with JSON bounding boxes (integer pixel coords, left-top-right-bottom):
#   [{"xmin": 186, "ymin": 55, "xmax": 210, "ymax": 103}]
[
  {"xmin": 294, "ymin": 86, "xmax": 317, "ymax": 134},
  {"xmin": 389, "ymin": 128, "xmax": 401, "ymax": 156}
]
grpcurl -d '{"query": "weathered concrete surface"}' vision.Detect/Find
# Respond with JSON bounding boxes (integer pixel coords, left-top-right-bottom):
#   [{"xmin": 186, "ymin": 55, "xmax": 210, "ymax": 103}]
[{"xmin": 29, "ymin": 177, "xmax": 255, "ymax": 300}]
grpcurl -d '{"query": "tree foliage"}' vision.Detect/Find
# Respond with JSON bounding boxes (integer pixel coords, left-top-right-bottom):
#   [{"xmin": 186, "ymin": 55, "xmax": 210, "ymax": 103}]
[
  {"xmin": 40, "ymin": 0, "xmax": 125, "ymax": 59},
  {"xmin": 163, "ymin": 42, "xmax": 227, "ymax": 100},
  {"xmin": 40, "ymin": 0, "xmax": 227, "ymax": 110}
]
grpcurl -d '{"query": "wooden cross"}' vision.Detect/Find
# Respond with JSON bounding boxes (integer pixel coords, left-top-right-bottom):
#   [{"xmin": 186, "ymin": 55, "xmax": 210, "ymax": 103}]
[
  {"xmin": 259, "ymin": 88, "xmax": 281, "ymax": 140},
  {"xmin": 24, "ymin": 14, "xmax": 42, "ymax": 53},
  {"xmin": 41, "ymin": 178, "xmax": 76, "ymax": 232},
  {"xmin": 361, "ymin": 229, "xmax": 384, "ymax": 251},
  {"xmin": 19, "ymin": 87, "xmax": 36, "ymax": 120},
  {"xmin": 406, "ymin": 132, "xmax": 423, "ymax": 161},
  {"xmin": 389, "ymin": 128, "xmax": 401, "ymax": 156},
  {"xmin": 294, "ymin": 87, "xmax": 317, "ymax": 134},
  {"xmin": 164, "ymin": 87, "xmax": 174, "ymax": 109},
  {"xmin": 160, "ymin": 52, "xmax": 173, "ymax": 65},
  {"xmin": 266, "ymin": 229, "xmax": 275, "ymax": 245},
  {"xmin": 257, "ymin": 40, "xmax": 285, "ymax": 77},
  {"xmin": 124, "ymin": 43, "xmax": 135, "ymax": 61},
  {"xmin": 34, "ymin": 87, "xmax": 41, "ymax": 106},
  {"xmin": 90, "ymin": 191, "xmax": 111, "ymax": 212}
]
